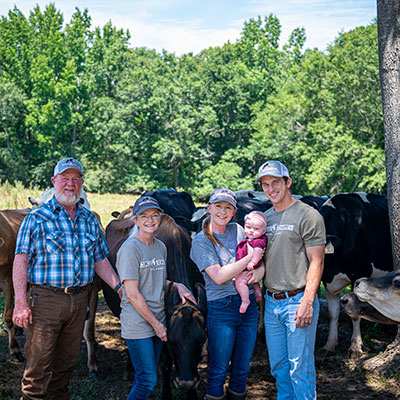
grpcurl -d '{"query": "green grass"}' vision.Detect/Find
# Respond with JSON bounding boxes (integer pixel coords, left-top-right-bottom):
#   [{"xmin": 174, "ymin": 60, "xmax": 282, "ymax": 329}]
[
  {"xmin": 319, "ymin": 283, "xmax": 352, "ymax": 299},
  {"xmin": 0, "ymin": 182, "xmax": 136, "ymax": 228},
  {"xmin": 0, "ymin": 181, "xmax": 41, "ymax": 210}
]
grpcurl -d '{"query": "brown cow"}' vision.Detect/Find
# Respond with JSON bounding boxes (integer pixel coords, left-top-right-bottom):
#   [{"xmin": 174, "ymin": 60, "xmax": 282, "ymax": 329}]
[{"xmin": 0, "ymin": 208, "xmax": 30, "ymax": 362}]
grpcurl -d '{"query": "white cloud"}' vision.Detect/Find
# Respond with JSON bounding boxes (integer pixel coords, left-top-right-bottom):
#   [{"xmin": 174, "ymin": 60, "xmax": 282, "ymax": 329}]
[
  {"xmin": 105, "ymin": 14, "xmax": 241, "ymax": 54},
  {"xmin": 0, "ymin": 0, "xmax": 376, "ymax": 55}
]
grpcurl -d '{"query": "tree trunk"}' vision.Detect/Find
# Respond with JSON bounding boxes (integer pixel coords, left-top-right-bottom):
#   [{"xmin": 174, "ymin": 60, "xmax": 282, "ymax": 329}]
[
  {"xmin": 363, "ymin": 0, "xmax": 400, "ymax": 378},
  {"xmin": 378, "ymin": 0, "xmax": 400, "ymax": 268}
]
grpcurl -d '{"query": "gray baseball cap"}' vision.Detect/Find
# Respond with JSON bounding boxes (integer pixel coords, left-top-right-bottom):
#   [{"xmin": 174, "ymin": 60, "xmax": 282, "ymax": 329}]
[
  {"xmin": 256, "ymin": 161, "xmax": 290, "ymax": 182},
  {"xmin": 53, "ymin": 158, "xmax": 83, "ymax": 177},
  {"xmin": 133, "ymin": 196, "xmax": 163, "ymax": 216},
  {"xmin": 208, "ymin": 188, "xmax": 237, "ymax": 209}
]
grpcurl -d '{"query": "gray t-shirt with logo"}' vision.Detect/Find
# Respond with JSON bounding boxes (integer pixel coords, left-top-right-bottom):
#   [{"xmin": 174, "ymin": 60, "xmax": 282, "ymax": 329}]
[
  {"xmin": 263, "ymin": 200, "xmax": 326, "ymax": 292},
  {"xmin": 190, "ymin": 222, "xmax": 246, "ymax": 301},
  {"xmin": 116, "ymin": 235, "xmax": 167, "ymax": 340}
]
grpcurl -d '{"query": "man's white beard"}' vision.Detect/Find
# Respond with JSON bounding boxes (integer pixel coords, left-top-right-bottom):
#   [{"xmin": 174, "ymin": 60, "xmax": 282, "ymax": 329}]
[{"xmin": 55, "ymin": 186, "xmax": 82, "ymax": 207}]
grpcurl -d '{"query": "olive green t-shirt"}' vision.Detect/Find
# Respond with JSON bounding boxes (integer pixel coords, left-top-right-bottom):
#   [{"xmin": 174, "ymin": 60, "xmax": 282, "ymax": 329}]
[
  {"xmin": 116, "ymin": 235, "xmax": 167, "ymax": 340},
  {"xmin": 263, "ymin": 200, "xmax": 326, "ymax": 292}
]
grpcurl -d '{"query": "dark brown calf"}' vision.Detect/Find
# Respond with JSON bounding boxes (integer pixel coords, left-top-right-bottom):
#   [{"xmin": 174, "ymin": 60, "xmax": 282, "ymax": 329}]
[{"xmin": 163, "ymin": 282, "xmax": 207, "ymax": 399}]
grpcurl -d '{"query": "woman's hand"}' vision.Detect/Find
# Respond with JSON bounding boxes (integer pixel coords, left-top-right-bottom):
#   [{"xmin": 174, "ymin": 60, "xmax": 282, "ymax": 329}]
[
  {"xmin": 174, "ymin": 282, "xmax": 197, "ymax": 304},
  {"xmin": 153, "ymin": 320, "xmax": 168, "ymax": 342},
  {"xmin": 248, "ymin": 264, "xmax": 265, "ymax": 284}
]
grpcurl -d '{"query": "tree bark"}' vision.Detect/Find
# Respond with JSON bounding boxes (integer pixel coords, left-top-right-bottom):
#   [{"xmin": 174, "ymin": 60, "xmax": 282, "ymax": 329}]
[
  {"xmin": 378, "ymin": 0, "xmax": 400, "ymax": 268},
  {"xmin": 365, "ymin": 0, "xmax": 400, "ymax": 378}
]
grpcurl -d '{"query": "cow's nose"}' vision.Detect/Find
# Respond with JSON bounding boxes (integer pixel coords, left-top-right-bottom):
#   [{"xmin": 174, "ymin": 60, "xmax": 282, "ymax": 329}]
[{"xmin": 174, "ymin": 378, "xmax": 198, "ymax": 390}]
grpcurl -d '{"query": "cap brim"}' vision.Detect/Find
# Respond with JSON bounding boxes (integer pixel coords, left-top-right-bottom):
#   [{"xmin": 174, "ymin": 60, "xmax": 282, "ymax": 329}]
[
  {"xmin": 256, "ymin": 173, "xmax": 286, "ymax": 182},
  {"xmin": 55, "ymin": 167, "xmax": 83, "ymax": 176},
  {"xmin": 208, "ymin": 198, "xmax": 237, "ymax": 209},
  {"xmin": 134, "ymin": 204, "xmax": 163, "ymax": 216}
]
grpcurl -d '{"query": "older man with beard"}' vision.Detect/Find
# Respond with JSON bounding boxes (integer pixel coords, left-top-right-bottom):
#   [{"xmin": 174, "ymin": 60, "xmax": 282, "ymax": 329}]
[{"xmin": 12, "ymin": 158, "xmax": 122, "ymax": 400}]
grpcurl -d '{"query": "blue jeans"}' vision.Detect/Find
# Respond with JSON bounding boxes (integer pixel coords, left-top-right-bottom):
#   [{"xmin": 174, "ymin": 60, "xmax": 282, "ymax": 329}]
[
  {"xmin": 264, "ymin": 292, "xmax": 319, "ymax": 400},
  {"xmin": 206, "ymin": 293, "xmax": 258, "ymax": 398},
  {"xmin": 126, "ymin": 336, "xmax": 163, "ymax": 400}
]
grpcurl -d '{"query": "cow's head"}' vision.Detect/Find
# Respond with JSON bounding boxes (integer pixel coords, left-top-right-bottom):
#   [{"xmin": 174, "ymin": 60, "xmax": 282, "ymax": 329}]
[
  {"xmin": 165, "ymin": 282, "xmax": 207, "ymax": 390},
  {"xmin": 353, "ymin": 270, "xmax": 400, "ymax": 323},
  {"xmin": 341, "ymin": 292, "xmax": 398, "ymax": 324}
]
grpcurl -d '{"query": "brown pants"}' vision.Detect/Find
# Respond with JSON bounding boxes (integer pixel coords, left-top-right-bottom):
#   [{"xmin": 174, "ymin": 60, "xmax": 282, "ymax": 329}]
[{"xmin": 21, "ymin": 285, "xmax": 89, "ymax": 400}]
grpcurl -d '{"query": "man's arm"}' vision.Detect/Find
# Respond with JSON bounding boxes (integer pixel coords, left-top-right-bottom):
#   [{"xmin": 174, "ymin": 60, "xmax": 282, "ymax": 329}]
[
  {"xmin": 12, "ymin": 253, "xmax": 32, "ymax": 328},
  {"xmin": 94, "ymin": 258, "xmax": 122, "ymax": 298},
  {"xmin": 294, "ymin": 244, "xmax": 325, "ymax": 329}
]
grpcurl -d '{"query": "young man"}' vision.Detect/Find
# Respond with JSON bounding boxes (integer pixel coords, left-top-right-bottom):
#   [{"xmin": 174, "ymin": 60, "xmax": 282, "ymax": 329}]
[
  {"xmin": 12, "ymin": 158, "xmax": 122, "ymax": 400},
  {"xmin": 258, "ymin": 161, "xmax": 325, "ymax": 400}
]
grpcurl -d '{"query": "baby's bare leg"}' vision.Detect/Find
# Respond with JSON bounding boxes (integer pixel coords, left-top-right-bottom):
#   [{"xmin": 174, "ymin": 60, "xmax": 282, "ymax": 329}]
[
  {"xmin": 235, "ymin": 271, "xmax": 251, "ymax": 313},
  {"xmin": 253, "ymin": 283, "xmax": 262, "ymax": 302}
]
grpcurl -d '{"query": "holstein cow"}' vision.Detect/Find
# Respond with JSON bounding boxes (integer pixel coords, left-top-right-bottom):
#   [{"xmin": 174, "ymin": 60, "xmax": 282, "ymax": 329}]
[
  {"xmin": 319, "ymin": 193, "xmax": 393, "ymax": 353},
  {"xmin": 353, "ymin": 270, "xmax": 400, "ymax": 323},
  {"xmin": 299, "ymin": 195, "xmax": 329, "ymax": 210},
  {"xmin": 28, "ymin": 191, "xmax": 103, "ymax": 378},
  {"xmin": 0, "ymin": 208, "xmax": 30, "ymax": 362},
  {"xmin": 103, "ymin": 213, "xmax": 207, "ymax": 399},
  {"xmin": 341, "ymin": 292, "xmax": 399, "ymax": 325},
  {"xmin": 142, "ymin": 188, "xmax": 197, "ymax": 234}
]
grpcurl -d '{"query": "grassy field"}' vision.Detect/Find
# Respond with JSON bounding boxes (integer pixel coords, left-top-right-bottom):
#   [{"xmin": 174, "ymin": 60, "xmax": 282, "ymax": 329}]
[{"xmin": 0, "ymin": 181, "xmax": 137, "ymax": 227}]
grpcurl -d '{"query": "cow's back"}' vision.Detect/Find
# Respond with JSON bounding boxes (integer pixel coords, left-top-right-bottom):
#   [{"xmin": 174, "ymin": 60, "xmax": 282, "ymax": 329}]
[{"xmin": 0, "ymin": 209, "xmax": 30, "ymax": 273}]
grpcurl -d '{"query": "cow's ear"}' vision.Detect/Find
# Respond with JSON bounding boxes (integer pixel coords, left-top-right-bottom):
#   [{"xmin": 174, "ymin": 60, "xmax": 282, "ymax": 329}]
[
  {"xmin": 195, "ymin": 283, "xmax": 207, "ymax": 316},
  {"xmin": 172, "ymin": 289, "xmax": 182, "ymax": 306}
]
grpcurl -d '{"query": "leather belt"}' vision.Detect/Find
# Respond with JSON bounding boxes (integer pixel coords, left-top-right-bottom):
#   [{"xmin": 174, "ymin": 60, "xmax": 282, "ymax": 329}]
[
  {"xmin": 29, "ymin": 283, "xmax": 89, "ymax": 295},
  {"xmin": 267, "ymin": 287, "xmax": 305, "ymax": 300}
]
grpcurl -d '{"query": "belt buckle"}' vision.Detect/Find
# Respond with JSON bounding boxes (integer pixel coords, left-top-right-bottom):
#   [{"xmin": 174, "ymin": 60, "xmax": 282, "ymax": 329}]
[
  {"xmin": 64, "ymin": 286, "xmax": 71, "ymax": 294},
  {"xmin": 272, "ymin": 292, "xmax": 280, "ymax": 300}
]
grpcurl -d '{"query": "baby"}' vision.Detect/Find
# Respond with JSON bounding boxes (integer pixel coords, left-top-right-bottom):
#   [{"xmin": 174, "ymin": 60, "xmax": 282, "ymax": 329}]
[{"xmin": 235, "ymin": 211, "xmax": 268, "ymax": 313}]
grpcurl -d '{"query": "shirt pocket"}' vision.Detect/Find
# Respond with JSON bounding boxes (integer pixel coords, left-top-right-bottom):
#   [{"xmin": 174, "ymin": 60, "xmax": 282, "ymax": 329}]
[
  {"xmin": 85, "ymin": 233, "xmax": 96, "ymax": 255},
  {"xmin": 45, "ymin": 231, "xmax": 65, "ymax": 253}
]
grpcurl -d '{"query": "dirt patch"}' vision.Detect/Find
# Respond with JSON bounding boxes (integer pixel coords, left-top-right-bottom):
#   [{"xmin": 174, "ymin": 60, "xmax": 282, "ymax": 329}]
[{"xmin": 1, "ymin": 299, "xmax": 400, "ymax": 400}]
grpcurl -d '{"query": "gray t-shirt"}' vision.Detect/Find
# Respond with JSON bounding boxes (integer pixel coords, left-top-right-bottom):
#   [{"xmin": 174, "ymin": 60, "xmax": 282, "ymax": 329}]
[
  {"xmin": 263, "ymin": 200, "xmax": 326, "ymax": 292},
  {"xmin": 116, "ymin": 235, "xmax": 167, "ymax": 340},
  {"xmin": 190, "ymin": 222, "xmax": 246, "ymax": 301}
]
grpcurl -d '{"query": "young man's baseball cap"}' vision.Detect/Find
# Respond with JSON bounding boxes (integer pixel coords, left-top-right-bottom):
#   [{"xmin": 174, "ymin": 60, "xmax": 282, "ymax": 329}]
[
  {"xmin": 208, "ymin": 188, "xmax": 237, "ymax": 209},
  {"xmin": 53, "ymin": 158, "xmax": 83, "ymax": 177},
  {"xmin": 132, "ymin": 196, "xmax": 163, "ymax": 217},
  {"xmin": 256, "ymin": 161, "xmax": 290, "ymax": 182}
]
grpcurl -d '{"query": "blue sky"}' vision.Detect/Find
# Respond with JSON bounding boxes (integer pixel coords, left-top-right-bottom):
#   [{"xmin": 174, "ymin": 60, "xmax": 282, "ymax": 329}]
[{"xmin": 0, "ymin": 1, "xmax": 377, "ymax": 55}]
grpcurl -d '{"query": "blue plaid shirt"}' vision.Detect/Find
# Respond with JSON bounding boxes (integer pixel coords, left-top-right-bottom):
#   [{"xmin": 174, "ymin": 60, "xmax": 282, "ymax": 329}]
[{"xmin": 15, "ymin": 196, "xmax": 109, "ymax": 288}]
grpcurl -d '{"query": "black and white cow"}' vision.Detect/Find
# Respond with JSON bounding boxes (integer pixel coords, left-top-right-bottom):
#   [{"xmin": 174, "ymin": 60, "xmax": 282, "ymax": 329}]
[
  {"xmin": 320, "ymin": 193, "xmax": 394, "ymax": 353},
  {"xmin": 353, "ymin": 270, "xmax": 400, "ymax": 323},
  {"xmin": 142, "ymin": 189, "xmax": 197, "ymax": 234}
]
